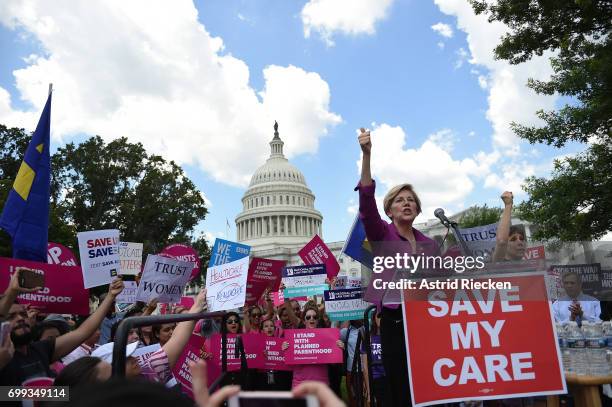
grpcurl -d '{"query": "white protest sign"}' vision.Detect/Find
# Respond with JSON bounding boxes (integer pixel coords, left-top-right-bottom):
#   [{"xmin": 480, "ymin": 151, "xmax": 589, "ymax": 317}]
[
  {"xmin": 205, "ymin": 256, "xmax": 249, "ymax": 312},
  {"xmin": 116, "ymin": 281, "xmax": 138, "ymax": 304},
  {"xmin": 136, "ymin": 255, "xmax": 192, "ymax": 303},
  {"xmin": 132, "ymin": 343, "xmax": 161, "ymax": 367},
  {"xmin": 77, "ymin": 229, "xmax": 120, "ymax": 289},
  {"xmin": 119, "ymin": 242, "xmax": 143, "ymax": 275}
]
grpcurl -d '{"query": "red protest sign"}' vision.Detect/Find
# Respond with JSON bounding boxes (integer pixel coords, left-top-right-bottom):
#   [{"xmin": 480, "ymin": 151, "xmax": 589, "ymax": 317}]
[
  {"xmin": 0, "ymin": 257, "xmax": 89, "ymax": 315},
  {"xmin": 262, "ymin": 337, "xmax": 291, "ymax": 371},
  {"xmin": 284, "ymin": 328, "xmax": 342, "ymax": 365},
  {"xmin": 524, "ymin": 245, "xmax": 545, "ymax": 260},
  {"xmin": 298, "ymin": 235, "xmax": 340, "ymax": 279},
  {"xmin": 402, "ymin": 274, "xmax": 566, "ymax": 406},
  {"xmin": 245, "ymin": 258, "xmax": 286, "ymax": 305}
]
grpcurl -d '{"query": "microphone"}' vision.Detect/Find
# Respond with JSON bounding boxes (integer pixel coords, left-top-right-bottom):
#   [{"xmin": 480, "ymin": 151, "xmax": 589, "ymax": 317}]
[{"xmin": 434, "ymin": 208, "xmax": 452, "ymax": 226}]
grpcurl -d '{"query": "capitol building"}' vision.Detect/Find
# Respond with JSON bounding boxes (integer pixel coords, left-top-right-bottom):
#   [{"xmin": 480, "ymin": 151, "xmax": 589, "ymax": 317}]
[{"xmin": 235, "ymin": 122, "xmax": 362, "ymax": 278}]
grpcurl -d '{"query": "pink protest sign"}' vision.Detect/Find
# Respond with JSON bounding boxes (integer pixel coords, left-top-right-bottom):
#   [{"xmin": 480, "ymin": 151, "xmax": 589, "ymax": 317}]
[
  {"xmin": 47, "ymin": 242, "xmax": 78, "ymax": 266},
  {"xmin": 284, "ymin": 328, "xmax": 342, "ymax": 365},
  {"xmin": 172, "ymin": 334, "xmax": 218, "ymax": 399},
  {"xmin": 210, "ymin": 333, "xmax": 265, "ymax": 371},
  {"xmin": 298, "ymin": 235, "xmax": 340, "ymax": 279},
  {"xmin": 248, "ymin": 258, "xmax": 286, "ymax": 291},
  {"xmin": 160, "ymin": 243, "xmax": 201, "ymax": 281},
  {"xmin": 177, "ymin": 296, "xmax": 195, "ymax": 309},
  {"xmin": 0, "ymin": 257, "xmax": 89, "ymax": 315},
  {"xmin": 246, "ymin": 280, "xmax": 270, "ymax": 306},
  {"xmin": 272, "ymin": 290, "xmax": 284, "ymax": 306},
  {"xmin": 262, "ymin": 337, "xmax": 292, "ymax": 371}
]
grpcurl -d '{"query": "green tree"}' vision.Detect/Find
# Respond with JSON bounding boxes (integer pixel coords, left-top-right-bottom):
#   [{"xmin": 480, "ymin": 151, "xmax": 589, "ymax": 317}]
[
  {"xmin": 1, "ymin": 127, "xmax": 211, "ymax": 282},
  {"xmin": 458, "ymin": 205, "xmax": 503, "ymax": 228},
  {"xmin": 471, "ymin": 0, "xmax": 612, "ymax": 240}
]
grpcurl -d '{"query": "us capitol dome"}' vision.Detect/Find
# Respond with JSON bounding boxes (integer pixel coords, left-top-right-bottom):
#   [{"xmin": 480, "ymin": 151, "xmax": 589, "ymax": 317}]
[{"xmin": 235, "ymin": 122, "xmax": 324, "ymax": 260}]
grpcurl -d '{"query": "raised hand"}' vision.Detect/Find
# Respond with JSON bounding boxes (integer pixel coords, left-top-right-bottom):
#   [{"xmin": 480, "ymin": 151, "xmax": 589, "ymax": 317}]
[
  {"xmin": 358, "ymin": 128, "xmax": 371, "ymax": 155},
  {"xmin": 501, "ymin": 191, "xmax": 513, "ymax": 207}
]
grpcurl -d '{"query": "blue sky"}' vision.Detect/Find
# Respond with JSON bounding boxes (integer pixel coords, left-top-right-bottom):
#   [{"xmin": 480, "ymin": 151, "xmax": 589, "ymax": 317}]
[{"xmin": 0, "ymin": 0, "xmax": 583, "ymax": 244}]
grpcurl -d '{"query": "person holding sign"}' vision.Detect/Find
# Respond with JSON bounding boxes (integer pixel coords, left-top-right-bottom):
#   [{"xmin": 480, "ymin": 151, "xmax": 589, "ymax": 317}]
[
  {"xmin": 282, "ymin": 305, "xmax": 344, "ymax": 388},
  {"xmin": 492, "ymin": 191, "xmax": 527, "ymax": 262},
  {"xmin": 357, "ymin": 127, "xmax": 436, "ymax": 406}
]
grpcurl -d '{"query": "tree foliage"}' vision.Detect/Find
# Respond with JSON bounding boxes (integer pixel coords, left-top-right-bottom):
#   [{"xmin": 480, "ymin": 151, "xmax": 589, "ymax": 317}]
[
  {"xmin": 0, "ymin": 125, "xmax": 211, "ymax": 279},
  {"xmin": 458, "ymin": 205, "xmax": 503, "ymax": 228},
  {"xmin": 471, "ymin": 0, "xmax": 612, "ymax": 240}
]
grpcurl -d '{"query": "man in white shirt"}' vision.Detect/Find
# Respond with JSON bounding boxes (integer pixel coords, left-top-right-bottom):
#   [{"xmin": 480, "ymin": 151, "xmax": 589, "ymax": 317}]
[{"xmin": 552, "ymin": 271, "xmax": 601, "ymax": 324}]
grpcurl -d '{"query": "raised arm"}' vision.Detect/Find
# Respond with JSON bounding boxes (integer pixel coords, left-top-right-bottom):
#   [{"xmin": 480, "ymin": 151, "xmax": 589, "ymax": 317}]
[
  {"xmin": 163, "ymin": 288, "xmax": 207, "ymax": 369},
  {"xmin": 0, "ymin": 268, "xmax": 43, "ymax": 319},
  {"xmin": 53, "ymin": 278, "xmax": 124, "ymax": 361},
  {"xmin": 492, "ymin": 191, "xmax": 513, "ymax": 262},
  {"xmin": 283, "ymin": 301, "xmax": 301, "ymax": 327},
  {"xmin": 264, "ymin": 290, "xmax": 275, "ymax": 319},
  {"xmin": 359, "ymin": 128, "xmax": 373, "ymax": 186}
]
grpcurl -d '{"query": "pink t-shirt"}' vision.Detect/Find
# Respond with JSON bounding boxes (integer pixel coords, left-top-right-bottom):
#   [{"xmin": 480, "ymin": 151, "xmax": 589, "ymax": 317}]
[
  {"xmin": 291, "ymin": 364, "xmax": 329, "ymax": 388},
  {"xmin": 140, "ymin": 348, "xmax": 172, "ymax": 383}
]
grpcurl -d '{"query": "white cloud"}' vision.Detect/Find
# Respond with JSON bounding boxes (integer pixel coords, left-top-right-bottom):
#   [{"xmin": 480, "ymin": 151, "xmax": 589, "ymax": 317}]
[
  {"xmin": 0, "ymin": 0, "xmax": 341, "ymax": 187},
  {"xmin": 357, "ymin": 123, "xmax": 496, "ymax": 219},
  {"xmin": 454, "ymin": 47, "xmax": 469, "ymax": 69},
  {"xmin": 347, "ymin": 199, "xmax": 358, "ymax": 215},
  {"xmin": 434, "ymin": 0, "xmax": 558, "ymax": 154},
  {"xmin": 427, "ymin": 128, "xmax": 455, "ymax": 153},
  {"xmin": 431, "ymin": 22, "xmax": 453, "ymax": 38},
  {"xmin": 437, "ymin": 41, "xmax": 445, "ymax": 49},
  {"xmin": 301, "ymin": 0, "xmax": 394, "ymax": 46}
]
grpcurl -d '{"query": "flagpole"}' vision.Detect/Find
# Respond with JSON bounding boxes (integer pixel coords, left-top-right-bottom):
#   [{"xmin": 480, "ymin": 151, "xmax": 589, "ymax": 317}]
[{"xmin": 48, "ymin": 83, "xmax": 53, "ymax": 95}]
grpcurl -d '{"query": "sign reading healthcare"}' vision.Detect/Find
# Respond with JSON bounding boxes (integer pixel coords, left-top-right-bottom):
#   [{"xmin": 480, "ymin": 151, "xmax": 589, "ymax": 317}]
[
  {"xmin": 402, "ymin": 274, "xmax": 566, "ymax": 406},
  {"xmin": 208, "ymin": 238, "xmax": 250, "ymax": 267},
  {"xmin": 282, "ymin": 265, "xmax": 328, "ymax": 298},
  {"xmin": 324, "ymin": 288, "xmax": 371, "ymax": 321},
  {"xmin": 205, "ymin": 256, "xmax": 249, "ymax": 311},
  {"xmin": 136, "ymin": 254, "xmax": 192, "ymax": 303},
  {"xmin": 77, "ymin": 229, "xmax": 120, "ymax": 288},
  {"xmin": 119, "ymin": 242, "xmax": 143, "ymax": 275}
]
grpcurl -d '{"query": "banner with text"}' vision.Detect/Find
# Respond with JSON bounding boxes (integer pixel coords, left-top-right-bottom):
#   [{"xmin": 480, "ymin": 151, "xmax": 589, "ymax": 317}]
[
  {"xmin": 549, "ymin": 263, "xmax": 605, "ymax": 298},
  {"xmin": 172, "ymin": 334, "xmax": 218, "ymax": 399},
  {"xmin": 245, "ymin": 258, "xmax": 286, "ymax": 305},
  {"xmin": 262, "ymin": 336, "xmax": 291, "ymax": 371},
  {"xmin": 116, "ymin": 281, "xmax": 138, "ymax": 304},
  {"xmin": 160, "ymin": 243, "xmax": 200, "ymax": 281},
  {"xmin": 0, "ymin": 257, "xmax": 89, "ymax": 315},
  {"xmin": 136, "ymin": 254, "xmax": 192, "ymax": 303},
  {"xmin": 298, "ymin": 235, "xmax": 340, "ymax": 279},
  {"xmin": 324, "ymin": 288, "xmax": 371, "ymax": 321},
  {"xmin": 47, "ymin": 242, "xmax": 78, "ymax": 266},
  {"xmin": 458, "ymin": 223, "xmax": 498, "ymax": 259},
  {"xmin": 282, "ymin": 265, "xmax": 328, "ymax": 298},
  {"xmin": 284, "ymin": 328, "xmax": 342, "ymax": 365},
  {"xmin": 205, "ymin": 256, "xmax": 249, "ymax": 311},
  {"xmin": 208, "ymin": 238, "xmax": 250, "ymax": 267},
  {"xmin": 210, "ymin": 333, "xmax": 264, "ymax": 371},
  {"xmin": 119, "ymin": 242, "xmax": 143, "ymax": 275},
  {"xmin": 402, "ymin": 273, "xmax": 566, "ymax": 406},
  {"xmin": 77, "ymin": 229, "xmax": 120, "ymax": 288}
]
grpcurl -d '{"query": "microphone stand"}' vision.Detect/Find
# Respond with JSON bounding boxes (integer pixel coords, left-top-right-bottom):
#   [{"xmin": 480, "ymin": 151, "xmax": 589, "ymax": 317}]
[{"xmin": 438, "ymin": 216, "xmax": 472, "ymax": 257}]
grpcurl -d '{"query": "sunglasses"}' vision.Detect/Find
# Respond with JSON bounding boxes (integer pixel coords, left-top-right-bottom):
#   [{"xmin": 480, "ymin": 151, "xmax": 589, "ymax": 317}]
[
  {"xmin": 226, "ymin": 319, "xmax": 239, "ymax": 324},
  {"xmin": 305, "ymin": 314, "xmax": 317, "ymax": 321}
]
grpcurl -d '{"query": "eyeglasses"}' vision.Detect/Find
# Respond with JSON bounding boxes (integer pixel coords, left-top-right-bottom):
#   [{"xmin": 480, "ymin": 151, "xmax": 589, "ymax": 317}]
[
  {"xmin": 226, "ymin": 319, "xmax": 239, "ymax": 324},
  {"xmin": 305, "ymin": 314, "xmax": 317, "ymax": 321}
]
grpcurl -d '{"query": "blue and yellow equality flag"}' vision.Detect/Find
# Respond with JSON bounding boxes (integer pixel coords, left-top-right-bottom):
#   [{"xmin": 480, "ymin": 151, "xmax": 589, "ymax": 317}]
[
  {"xmin": 341, "ymin": 215, "xmax": 373, "ymax": 269},
  {"xmin": 0, "ymin": 91, "xmax": 52, "ymax": 262}
]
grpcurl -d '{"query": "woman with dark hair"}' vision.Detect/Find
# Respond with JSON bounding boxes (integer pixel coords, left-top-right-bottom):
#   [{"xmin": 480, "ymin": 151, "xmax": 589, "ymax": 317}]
[
  {"xmin": 150, "ymin": 323, "xmax": 176, "ymax": 346},
  {"xmin": 356, "ymin": 128, "xmax": 437, "ymax": 406},
  {"xmin": 492, "ymin": 191, "xmax": 526, "ymax": 262},
  {"xmin": 282, "ymin": 305, "xmax": 344, "ymax": 388},
  {"xmin": 54, "ymin": 356, "xmax": 111, "ymax": 387},
  {"xmin": 222, "ymin": 312, "xmax": 242, "ymax": 335}
]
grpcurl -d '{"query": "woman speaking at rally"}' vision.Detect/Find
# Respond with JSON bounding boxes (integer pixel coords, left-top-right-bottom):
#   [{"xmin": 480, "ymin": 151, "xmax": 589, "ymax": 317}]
[{"xmin": 356, "ymin": 127, "xmax": 436, "ymax": 406}]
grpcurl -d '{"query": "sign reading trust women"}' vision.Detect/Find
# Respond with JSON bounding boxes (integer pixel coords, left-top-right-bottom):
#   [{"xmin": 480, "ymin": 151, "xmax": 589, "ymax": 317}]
[
  {"xmin": 136, "ymin": 254, "xmax": 193, "ymax": 303},
  {"xmin": 77, "ymin": 229, "xmax": 120, "ymax": 288},
  {"xmin": 402, "ymin": 273, "xmax": 565, "ymax": 406},
  {"xmin": 205, "ymin": 256, "xmax": 249, "ymax": 311}
]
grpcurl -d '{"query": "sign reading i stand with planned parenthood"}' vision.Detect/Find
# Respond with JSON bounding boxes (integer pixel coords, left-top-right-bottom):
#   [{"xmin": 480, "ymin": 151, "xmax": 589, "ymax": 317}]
[
  {"xmin": 402, "ymin": 273, "xmax": 566, "ymax": 406},
  {"xmin": 208, "ymin": 238, "xmax": 250, "ymax": 267}
]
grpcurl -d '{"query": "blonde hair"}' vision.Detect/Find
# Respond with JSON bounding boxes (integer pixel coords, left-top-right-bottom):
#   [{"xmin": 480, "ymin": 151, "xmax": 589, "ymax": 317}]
[{"xmin": 383, "ymin": 184, "xmax": 422, "ymax": 219}]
